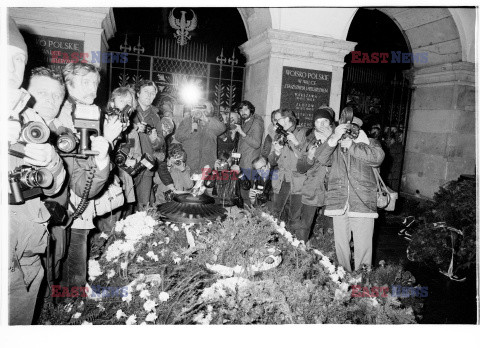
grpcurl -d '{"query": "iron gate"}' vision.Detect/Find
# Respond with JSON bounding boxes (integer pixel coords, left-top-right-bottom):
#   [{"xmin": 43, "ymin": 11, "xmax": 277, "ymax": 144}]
[{"xmin": 341, "ymin": 64, "xmax": 413, "ymax": 192}]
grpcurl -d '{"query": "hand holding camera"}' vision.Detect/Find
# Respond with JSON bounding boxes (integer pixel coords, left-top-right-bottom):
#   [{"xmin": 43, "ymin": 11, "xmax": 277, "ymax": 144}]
[
  {"xmin": 91, "ymin": 135, "xmax": 110, "ymax": 170},
  {"xmin": 235, "ymin": 124, "xmax": 246, "ymax": 137},
  {"xmin": 103, "ymin": 116, "xmax": 123, "ymax": 144},
  {"xmin": 24, "ymin": 143, "xmax": 59, "ymax": 168}
]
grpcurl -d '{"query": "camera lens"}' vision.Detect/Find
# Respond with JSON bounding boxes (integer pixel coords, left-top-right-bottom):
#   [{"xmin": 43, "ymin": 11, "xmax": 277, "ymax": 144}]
[
  {"xmin": 22, "ymin": 168, "xmax": 53, "ymax": 188},
  {"xmin": 22, "ymin": 122, "xmax": 50, "ymax": 144},
  {"xmin": 57, "ymin": 133, "xmax": 77, "ymax": 153}
]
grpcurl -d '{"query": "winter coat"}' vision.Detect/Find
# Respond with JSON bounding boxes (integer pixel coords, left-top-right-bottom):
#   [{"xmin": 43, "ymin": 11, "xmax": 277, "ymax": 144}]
[
  {"xmin": 176, "ymin": 116, "xmax": 226, "ymax": 174},
  {"xmin": 317, "ymin": 130, "xmax": 385, "ymax": 218},
  {"xmin": 296, "ymin": 129, "xmax": 331, "ymax": 207},
  {"xmin": 268, "ymin": 126, "xmax": 308, "ymax": 195},
  {"xmin": 237, "ymin": 114, "xmax": 264, "ymax": 170}
]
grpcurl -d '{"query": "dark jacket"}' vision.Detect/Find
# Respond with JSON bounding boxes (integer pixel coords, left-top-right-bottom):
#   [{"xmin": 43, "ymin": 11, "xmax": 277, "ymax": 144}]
[
  {"xmin": 133, "ymin": 105, "xmax": 165, "ymax": 177},
  {"xmin": 237, "ymin": 114, "xmax": 264, "ymax": 170},
  {"xmin": 176, "ymin": 116, "xmax": 226, "ymax": 174},
  {"xmin": 317, "ymin": 131, "xmax": 385, "ymax": 218},
  {"xmin": 296, "ymin": 130, "xmax": 331, "ymax": 207},
  {"xmin": 268, "ymin": 126, "xmax": 308, "ymax": 195}
]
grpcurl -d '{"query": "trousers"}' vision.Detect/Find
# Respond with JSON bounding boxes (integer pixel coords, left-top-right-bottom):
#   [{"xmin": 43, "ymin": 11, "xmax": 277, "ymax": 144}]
[
  {"xmin": 332, "ymin": 214, "xmax": 375, "ymax": 272},
  {"xmin": 61, "ymin": 228, "xmax": 89, "ymax": 288},
  {"xmin": 9, "ymin": 265, "xmax": 44, "ymax": 325},
  {"xmin": 134, "ymin": 172, "xmax": 154, "ymax": 211},
  {"xmin": 272, "ymin": 181, "xmax": 303, "ymax": 233}
]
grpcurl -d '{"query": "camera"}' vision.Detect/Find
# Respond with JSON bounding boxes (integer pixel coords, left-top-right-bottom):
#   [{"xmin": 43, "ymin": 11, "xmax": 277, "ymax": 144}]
[
  {"xmin": 56, "ymin": 128, "xmax": 78, "ymax": 153},
  {"xmin": 9, "ymin": 165, "xmax": 54, "ymax": 204},
  {"xmin": 140, "ymin": 122, "xmax": 155, "ymax": 135},
  {"xmin": 106, "ymin": 105, "xmax": 134, "ymax": 124},
  {"xmin": 73, "ymin": 103, "xmax": 101, "ymax": 156},
  {"xmin": 172, "ymin": 158, "xmax": 184, "ymax": 166},
  {"xmin": 275, "ymin": 123, "xmax": 289, "ymax": 146},
  {"xmin": 114, "ymin": 145, "xmax": 130, "ymax": 167},
  {"xmin": 191, "ymin": 105, "xmax": 207, "ymax": 132},
  {"xmin": 20, "ymin": 121, "xmax": 51, "ymax": 144},
  {"xmin": 123, "ymin": 153, "xmax": 156, "ymax": 177},
  {"xmin": 164, "ymin": 189, "xmax": 176, "ymax": 202}
]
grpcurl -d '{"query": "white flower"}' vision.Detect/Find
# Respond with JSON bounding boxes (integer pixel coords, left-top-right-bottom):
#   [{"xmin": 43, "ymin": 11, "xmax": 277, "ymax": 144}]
[
  {"xmin": 165, "ymin": 221, "xmax": 171, "ymax": 226},
  {"xmin": 88, "ymin": 260, "xmax": 103, "ymax": 281},
  {"xmin": 291, "ymin": 239, "xmax": 301, "ymax": 247},
  {"xmin": 339, "ymin": 282, "xmax": 349, "ymax": 292},
  {"xmin": 137, "ymin": 256, "xmax": 144, "ymax": 263},
  {"xmin": 72, "ymin": 312, "xmax": 81, "ymax": 319},
  {"xmin": 116, "ymin": 309, "xmax": 127, "ymax": 320},
  {"xmin": 329, "ymin": 273, "xmax": 340, "ymax": 283},
  {"xmin": 122, "ymin": 285, "xmax": 133, "ymax": 303},
  {"xmin": 152, "ymin": 242, "xmax": 158, "ymax": 247},
  {"xmin": 136, "ymin": 283, "xmax": 147, "ymax": 291},
  {"xmin": 370, "ymin": 298, "xmax": 379, "ymax": 307},
  {"xmin": 139, "ymin": 321, "xmax": 147, "ymax": 325},
  {"xmin": 158, "ymin": 292, "xmax": 170, "ymax": 302},
  {"xmin": 165, "ymin": 237, "xmax": 170, "ymax": 244},
  {"xmin": 173, "ymin": 257, "xmax": 181, "ymax": 264},
  {"xmin": 99, "ymin": 232, "xmax": 109, "ymax": 239},
  {"xmin": 171, "ymin": 224, "xmax": 179, "ymax": 232},
  {"xmin": 107, "ymin": 269, "xmax": 116, "ymax": 279},
  {"xmin": 81, "ymin": 321, "xmax": 92, "ymax": 325},
  {"xmin": 145, "ymin": 312, "xmax": 158, "ymax": 322},
  {"xmin": 336, "ymin": 266, "xmax": 346, "ymax": 279},
  {"xmin": 146, "ymin": 251, "xmax": 159, "ymax": 262},
  {"xmin": 139, "ymin": 289, "xmax": 151, "ymax": 299},
  {"xmin": 64, "ymin": 303, "xmax": 73, "ymax": 313},
  {"xmin": 120, "ymin": 261, "xmax": 128, "ymax": 270},
  {"xmin": 143, "ymin": 299, "xmax": 157, "ymax": 312},
  {"xmin": 126, "ymin": 315, "xmax": 137, "ymax": 325},
  {"xmin": 115, "ymin": 220, "xmax": 125, "ymax": 232}
]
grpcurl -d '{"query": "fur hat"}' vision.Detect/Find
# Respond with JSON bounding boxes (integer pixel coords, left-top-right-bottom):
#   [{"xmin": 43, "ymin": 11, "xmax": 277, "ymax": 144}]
[
  {"xmin": 313, "ymin": 107, "xmax": 334, "ymax": 126},
  {"xmin": 8, "ymin": 16, "xmax": 28, "ymax": 60}
]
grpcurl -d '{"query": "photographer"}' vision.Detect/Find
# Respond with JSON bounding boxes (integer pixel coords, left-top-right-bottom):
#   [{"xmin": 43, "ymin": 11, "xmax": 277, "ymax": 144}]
[
  {"xmin": 176, "ymin": 100, "xmax": 226, "ymax": 174},
  {"xmin": 248, "ymin": 156, "xmax": 274, "ymax": 208},
  {"xmin": 317, "ymin": 107, "xmax": 385, "ymax": 272},
  {"xmin": 268, "ymin": 108, "xmax": 307, "ymax": 232},
  {"xmin": 8, "ymin": 17, "xmax": 66, "ymax": 325},
  {"xmin": 56, "ymin": 62, "xmax": 117, "ymax": 289},
  {"xmin": 132, "ymin": 80, "xmax": 174, "ymax": 210},
  {"xmin": 296, "ymin": 107, "xmax": 335, "ymax": 243},
  {"xmin": 235, "ymin": 100, "xmax": 264, "ymax": 206}
]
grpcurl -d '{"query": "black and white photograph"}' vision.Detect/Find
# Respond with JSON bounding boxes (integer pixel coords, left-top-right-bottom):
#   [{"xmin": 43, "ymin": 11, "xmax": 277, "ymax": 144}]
[{"xmin": 1, "ymin": 0, "xmax": 479, "ymax": 345}]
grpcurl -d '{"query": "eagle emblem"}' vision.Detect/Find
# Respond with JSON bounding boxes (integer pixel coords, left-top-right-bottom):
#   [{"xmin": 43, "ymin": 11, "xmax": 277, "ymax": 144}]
[{"xmin": 168, "ymin": 8, "xmax": 198, "ymax": 46}]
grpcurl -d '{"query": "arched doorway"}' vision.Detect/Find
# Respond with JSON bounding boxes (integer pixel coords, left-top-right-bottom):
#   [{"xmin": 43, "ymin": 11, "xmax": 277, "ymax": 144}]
[{"xmin": 341, "ymin": 8, "xmax": 413, "ymax": 192}]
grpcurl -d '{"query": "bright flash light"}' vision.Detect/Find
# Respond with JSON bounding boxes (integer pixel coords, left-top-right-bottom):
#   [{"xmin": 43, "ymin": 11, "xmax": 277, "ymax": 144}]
[{"xmin": 180, "ymin": 83, "xmax": 202, "ymax": 105}]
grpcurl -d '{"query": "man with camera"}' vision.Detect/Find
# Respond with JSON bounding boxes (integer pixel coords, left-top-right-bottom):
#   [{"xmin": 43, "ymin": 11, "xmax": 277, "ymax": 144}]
[
  {"xmin": 176, "ymin": 100, "xmax": 226, "ymax": 175},
  {"xmin": 317, "ymin": 107, "xmax": 385, "ymax": 272},
  {"xmin": 268, "ymin": 108, "xmax": 307, "ymax": 232},
  {"xmin": 296, "ymin": 107, "xmax": 335, "ymax": 243},
  {"xmin": 8, "ymin": 17, "xmax": 66, "ymax": 325},
  {"xmin": 132, "ymin": 80, "xmax": 175, "ymax": 210},
  {"xmin": 235, "ymin": 100, "xmax": 264, "ymax": 206},
  {"xmin": 56, "ymin": 62, "xmax": 120, "ymax": 289},
  {"xmin": 248, "ymin": 156, "xmax": 274, "ymax": 207}
]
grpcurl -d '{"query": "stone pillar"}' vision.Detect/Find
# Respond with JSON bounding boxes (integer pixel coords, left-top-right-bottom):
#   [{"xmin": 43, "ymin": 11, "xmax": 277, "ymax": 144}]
[
  {"xmin": 240, "ymin": 29, "xmax": 356, "ymax": 131},
  {"xmin": 9, "ymin": 7, "xmax": 116, "ymax": 104},
  {"xmin": 402, "ymin": 61, "xmax": 475, "ymax": 198}
]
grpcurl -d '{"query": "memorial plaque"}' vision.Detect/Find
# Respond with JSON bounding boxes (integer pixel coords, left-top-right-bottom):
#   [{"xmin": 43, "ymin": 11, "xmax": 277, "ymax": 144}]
[
  {"xmin": 23, "ymin": 33, "xmax": 84, "ymax": 73},
  {"xmin": 280, "ymin": 66, "xmax": 332, "ymax": 127}
]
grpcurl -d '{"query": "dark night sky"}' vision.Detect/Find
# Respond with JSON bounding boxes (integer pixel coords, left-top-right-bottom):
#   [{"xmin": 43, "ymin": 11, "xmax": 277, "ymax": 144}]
[{"xmin": 109, "ymin": 7, "xmax": 248, "ymax": 64}]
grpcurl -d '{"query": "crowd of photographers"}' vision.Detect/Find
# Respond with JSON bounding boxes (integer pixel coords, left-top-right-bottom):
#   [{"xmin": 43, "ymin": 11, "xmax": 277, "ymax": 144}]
[{"xmin": 7, "ymin": 16, "xmax": 384, "ymax": 325}]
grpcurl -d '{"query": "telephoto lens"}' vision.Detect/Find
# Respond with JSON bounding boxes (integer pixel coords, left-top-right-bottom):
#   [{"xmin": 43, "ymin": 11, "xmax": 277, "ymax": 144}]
[
  {"xmin": 57, "ymin": 132, "xmax": 77, "ymax": 153},
  {"xmin": 21, "ymin": 121, "xmax": 50, "ymax": 144},
  {"xmin": 21, "ymin": 167, "xmax": 54, "ymax": 188}
]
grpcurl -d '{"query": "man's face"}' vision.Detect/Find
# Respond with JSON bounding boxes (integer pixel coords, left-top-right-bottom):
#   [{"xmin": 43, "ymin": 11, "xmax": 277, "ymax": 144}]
[
  {"xmin": 277, "ymin": 116, "xmax": 292, "ymax": 130},
  {"xmin": 240, "ymin": 105, "xmax": 251, "ymax": 119},
  {"xmin": 137, "ymin": 85, "xmax": 157, "ymax": 108},
  {"xmin": 314, "ymin": 118, "xmax": 332, "ymax": 133},
  {"xmin": 253, "ymin": 158, "xmax": 270, "ymax": 179},
  {"xmin": 28, "ymin": 76, "xmax": 65, "ymax": 122},
  {"xmin": 8, "ymin": 46, "xmax": 27, "ymax": 89},
  {"xmin": 68, "ymin": 72, "xmax": 99, "ymax": 105}
]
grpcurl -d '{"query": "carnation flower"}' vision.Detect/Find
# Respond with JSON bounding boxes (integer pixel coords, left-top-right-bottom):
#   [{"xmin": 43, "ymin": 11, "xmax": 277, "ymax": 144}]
[
  {"xmin": 107, "ymin": 269, "xmax": 116, "ymax": 279},
  {"xmin": 158, "ymin": 292, "xmax": 170, "ymax": 302},
  {"xmin": 136, "ymin": 283, "xmax": 147, "ymax": 291},
  {"xmin": 64, "ymin": 303, "xmax": 73, "ymax": 313},
  {"xmin": 120, "ymin": 261, "xmax": 128, "ymax": 270},
  {"xmin": 137, "ymin": 256, "xmax": 144, "ymax": 262},
  {"xmin": 126, "ymin": 315, "xmax": 137, "ymax": 325},
  {"xmin": 143, "ymin": 299, "xmax": 157, "ymax": 312},
  {"xmin": 116, "ymin": 309, "xmax": 127, "ymax": 320},
  {"xmin": 172, "ymin": 257, "xmax": 181, "ymax": 264},
  {"xmin": 336, "ymin": 266, "xmax": 346, "ymax": 279},
  {"xmin": 146, "ymin": 251, "xmax": 159, "ymax": 262},
  {"xmin": 99, "ymin": 232, "xmax": 109, "ymax": 239},
  {"xmin": 72, "ymin": 312, "xmax": 81, "ymax": 319},
  {"xmin": 171, "ymin": 224, "xmax": 179, "ymax": 232},
  {"xmin": 139, "ymin": 289, "xmax": 151, "ymax": 299},
  {"xmin": 88, "ymin": 260, "xmax": 103, "ymax": 281},
  {"xmin": 145, "ymin": 312, "xmax": 158, "ymax": 322},
  {"xmin": 152, "ymin": 242, "xmax": 158, "ymax": 247},
  {"xmin": 81, "ymin": 321, "xmax": 92, "ymax": 325}
]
